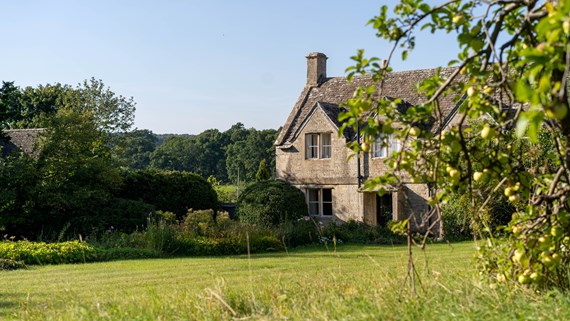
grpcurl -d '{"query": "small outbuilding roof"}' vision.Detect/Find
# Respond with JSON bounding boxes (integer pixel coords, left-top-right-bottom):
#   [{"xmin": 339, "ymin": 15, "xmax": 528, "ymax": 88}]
[{"xmin": 0, "ymin": 128, "xmax": 44, "ymax": 157}]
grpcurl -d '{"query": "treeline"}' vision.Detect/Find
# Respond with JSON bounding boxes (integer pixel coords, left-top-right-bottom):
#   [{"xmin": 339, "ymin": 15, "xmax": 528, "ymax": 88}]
[
  {"xmin": 0, "ymin": 80, "xmax": 276, "ymax": 240},
  {"xmin": 112, "ymin": 123, "xmax": 278, "ymax": 184}
]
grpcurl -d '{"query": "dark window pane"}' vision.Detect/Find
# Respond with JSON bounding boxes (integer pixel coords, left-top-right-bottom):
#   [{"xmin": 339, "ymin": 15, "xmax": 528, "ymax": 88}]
[
  {"xmin": 322, "ymin": 189, "xmax": 332, "ymax": 202},
  {"xmin": 322, "ymin": 203, "xmax": 332, "ymax": 216}
]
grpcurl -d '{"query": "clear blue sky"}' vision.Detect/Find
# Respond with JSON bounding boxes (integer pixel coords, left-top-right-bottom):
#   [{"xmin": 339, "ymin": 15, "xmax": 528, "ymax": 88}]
[{"xmin": 1, "ymin": 1, "xmax": 457, "ymax": 134}]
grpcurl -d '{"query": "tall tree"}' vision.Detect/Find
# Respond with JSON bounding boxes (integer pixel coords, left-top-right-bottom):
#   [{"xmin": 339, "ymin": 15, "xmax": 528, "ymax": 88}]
[
  {"xmin": 194, "ymin": 129, "xmax": 227, "ymax": 181},
  {"xmin": 0, "ymin": 81, "xmax": 22, "ymax": 129},
  {"xmin": 226, "ymin": 128, "xmax": 277, "ymax": 183},
  {"xmin": 341, "ymin": 0, "xmax": 569, "ymax": 288},
  {"xmin": 150, "ymin": 135, "xmax": 199, "ymax": 172},
  {"xmin": 59, "ymin": 78, "xmax": 136, "ymax": 133},
  {"xmin": 112, "ymin": 129, "xmax": 158, "ymax": 169},
  {"xmin": 31, "ymin": 109, "xmax": 122, "ymax": 237}
]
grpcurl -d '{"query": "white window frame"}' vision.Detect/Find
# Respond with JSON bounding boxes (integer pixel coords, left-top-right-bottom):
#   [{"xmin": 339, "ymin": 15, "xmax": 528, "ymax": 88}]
[
  {"xmin": 306, "ymin": 188, "xmax": 333, "ymax": 216},
  {"xmin": 305, "ymin": 133, "xmax": 332, "ymax": 159},
  {"xmin": 373, "ymin": 133, "xmax": 401, "ymax": 158},
  {"xmin": 321, "ymin": 133, "xmax": 331, "ymax": 159}
]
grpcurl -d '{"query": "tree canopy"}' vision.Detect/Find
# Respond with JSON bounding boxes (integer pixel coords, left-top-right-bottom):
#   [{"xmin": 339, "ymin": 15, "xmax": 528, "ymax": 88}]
[{"xmin": 342, "ymin": 0, "xmax": 569, "ymax": 289}]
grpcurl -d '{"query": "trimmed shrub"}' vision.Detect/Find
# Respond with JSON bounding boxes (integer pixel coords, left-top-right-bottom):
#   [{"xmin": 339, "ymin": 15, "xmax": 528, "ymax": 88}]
[
  {"xmin": 69, "ymin": 198, "xmax": 155, "ymax": 236},
  {"xmin": 320, "ymin": 220, "xmax": 406, "ymax": 244},
  {"xmin": 118, "ymin": 169, "xmax": 218, "ymax": 219},
  {"xmin": 0, "ymin": 240, "xmax": 99, "ymax": 265},
  {"xmin": 236, "ymin": 180, "xmax": 308, "ymax": 227}
]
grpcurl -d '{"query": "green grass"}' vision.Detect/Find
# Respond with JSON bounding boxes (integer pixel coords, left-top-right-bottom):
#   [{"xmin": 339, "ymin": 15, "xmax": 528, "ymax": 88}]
[
  {"xmin": 1, "ymin": 242, "xmax": 569, "ymax": 320},
  {"xmin": 215, "ymin": 184, "xmax": 239, "ymax": 203}
]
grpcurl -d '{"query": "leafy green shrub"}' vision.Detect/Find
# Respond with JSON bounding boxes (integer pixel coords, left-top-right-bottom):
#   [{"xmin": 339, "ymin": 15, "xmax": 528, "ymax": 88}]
[
  {"xmin": 176, "ymin": 212, "xmax": 283, "ymax": 256},
  {"xmin": 0, "ymin": 240, "xmax": 99, "ymax": 264},
  {"xmin": 214, "ymin": 185, "xmax": 238, "ymax": 203},
  {"xmin": 96, "ymin": 247, "xmax": 162, "ymax": 261},
  {"xmin": 441, "ymin": 193, "xmax": 514, "ymax": 241},
  {"xmin": 0, "ymin": 258, "xmax": 26, "ymax": 271},
  {"xmin": 236, "ymin": 180, "xmax": 308, "ymax": 227},
  {"xmin": 118, "ymin": 169, "xmax": 218, "ymax": 219},
  {"xmin": 321, "ymin": 220, "xmax": 405, "ymax": 244},
  {"xmin": 278, "ymin": 219, "xmax": 319, "ymax": 247},
  {"xmin": 68, "ymin": 198, "xmax": 155, "ymax": 237},
  {"xmin": 142, "ymin": 214, "xmax": 180, "ymax": 253}
]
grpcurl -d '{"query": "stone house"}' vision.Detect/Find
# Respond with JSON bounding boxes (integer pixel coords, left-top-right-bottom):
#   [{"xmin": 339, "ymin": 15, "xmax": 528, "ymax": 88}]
[{"xmin": 275, "ymin": 53, "xmax": 465, "ymax": 227}]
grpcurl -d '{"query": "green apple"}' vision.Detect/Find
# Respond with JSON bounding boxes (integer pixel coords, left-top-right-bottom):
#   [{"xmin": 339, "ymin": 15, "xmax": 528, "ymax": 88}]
[
  {"xmin": 504, "ymin": 187, "xmax": 514, "ymax": 197},
  {"xmin": 452, "ymin": 14, "xmax": 465, "ymax": 25},
  {"xmin": 480, "ymin": 125, "xmax": 494, "ymax": 139},
  {"xmin": 513, "ymin": 182, "xmax": 520, "ymax": 191},
  {"xmin": 512, "ymin": 249, "xmax": 525, "ymax": 263},
  {"xmin": 473, "ymin": 171, "xmax": 484, "ymax": 182},
  {"xmin": 467, "ymin": 86, "xmax": 477, "ymax": 97},
  {"xmin": 530, "ymin": 272, "xmax": 542, "ymax": 283},
  {"xmin": 508, "ymin": 195, "xmax": 519, "ymax": 203},
  {"xmin": 552, "ymin": 253, "xmax": 561, "ymax": 264},
  {"xmin": 518, "ymin": 274, "xmax": 530, "ymax": 284},
  {"xmin": 409, "ymin": 126, "xmax": 421, "ymax": 137},
  {"xmin": 564, "ymin": 20, "xmax": 570, "ymax": 34},
  {"xmin": 512, "ymin": 225, "xmax": 521, "ymax": 236},
  {"xmin": 449, "ymin": 168, "xmax": 459, "ymax": 179},
  {"xmin": 496, "ymin": 273, "xmax": 506, "ymax": 283},
  {"xmin": 541, "ymin": 253, "xmax": 554, "ymax": 266},
  {"xmin": 551, "ymin": 225, "xmax": 564, "ymax": 238},
  {"xmin": 538, "ymin": 235, "xmax": 551, "ymax": 246},
  {"xmin": 361, "ymin": 142, "xmax": 370, "ymax": 152}
]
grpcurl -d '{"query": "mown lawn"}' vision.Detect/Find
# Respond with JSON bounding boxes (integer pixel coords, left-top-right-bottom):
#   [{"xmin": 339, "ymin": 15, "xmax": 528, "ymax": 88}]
[{"xmin": 1, "ymin": 241, "xmax": 569, "ymax": 320}]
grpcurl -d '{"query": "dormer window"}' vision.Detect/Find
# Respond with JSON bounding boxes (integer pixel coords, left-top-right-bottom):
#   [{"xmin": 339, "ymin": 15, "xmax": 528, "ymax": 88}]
[
  {"xmin": 306, "ymin": 133, "xmax": 331, "ymax": 159},
  {"xmin": 373, "ymin": 133, "xmax": 401, "ymax": 158}
]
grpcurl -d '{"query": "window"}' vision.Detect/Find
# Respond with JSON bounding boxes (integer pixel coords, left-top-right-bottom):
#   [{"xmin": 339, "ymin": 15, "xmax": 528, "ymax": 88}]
[
  {"xmin": 307, "ymin": 188, "xmax": 333, "ymax": 216},
  {"xmin": 373, "ymin": 134, "xmax": 401, "ymax": 158},
  {"xmin": 321, "ymin": 133, "xmax": 331, "ymax": 158},
  {"xmin": 305, "ymin": 133, "xmax": 332, "ymax": 159}
]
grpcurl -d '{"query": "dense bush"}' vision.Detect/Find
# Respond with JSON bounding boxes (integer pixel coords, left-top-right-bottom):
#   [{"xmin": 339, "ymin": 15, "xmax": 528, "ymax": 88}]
[
  {"xmin": 320, "ymin": 220, "xmax": 406, "ymax": 245},
  {"xmin": 0, "ymin": 240, "xmax": 162, "ymax": 265},
  {"xmin": 118, "ymin": 169, "xmax": 218, "ymax": 219},
  {"xmin": 0, "ymin": 240, "xmax": 99, "ymax": 264},
  {"xmin": 171, "ymin": 210, "xmax": 283, "ymax": 255},
  {"xmin": 236, "ymin": 180, "xmax": 308, "ymax": 227},
  {"xmin": 441, "ymin": 193, "xmax": 514, "ymax": 241},
  {"xmin": 65, "ymin": 198, "xmax": 156, "ymax": 238}
]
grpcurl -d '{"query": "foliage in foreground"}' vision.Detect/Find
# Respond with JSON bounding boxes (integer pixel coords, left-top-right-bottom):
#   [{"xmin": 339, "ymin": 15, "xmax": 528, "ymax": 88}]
[{"xmin": 341, "ymin": 0, "xmax": 570, "ymax": 289}]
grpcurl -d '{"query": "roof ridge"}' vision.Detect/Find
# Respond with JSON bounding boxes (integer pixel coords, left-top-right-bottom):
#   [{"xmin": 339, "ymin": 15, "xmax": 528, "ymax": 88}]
[{"xmin": 321, "ymin": 66, "xmax": 458, "ymax": 82}]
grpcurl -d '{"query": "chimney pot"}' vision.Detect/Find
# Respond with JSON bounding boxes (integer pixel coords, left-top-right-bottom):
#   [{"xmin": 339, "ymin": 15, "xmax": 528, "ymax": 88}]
[{"xmin": 306, "ymin": 52, "xmax": 327, "ymax": 87}]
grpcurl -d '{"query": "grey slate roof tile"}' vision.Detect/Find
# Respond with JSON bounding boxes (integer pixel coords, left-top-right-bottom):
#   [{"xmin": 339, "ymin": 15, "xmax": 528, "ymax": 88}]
[
  {"xmin": 0, "ymin": 129, "xmax": 44, "ymax": 157},
  {"xmin": 275, "ymin": 67, "xmax": 464, "ymax": 146}
]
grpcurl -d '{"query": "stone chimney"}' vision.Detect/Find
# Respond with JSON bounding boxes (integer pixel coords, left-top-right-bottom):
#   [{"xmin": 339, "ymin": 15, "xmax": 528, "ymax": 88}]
[{"xmin": 306, "ymin": 52, "xmax": 327, "ymax": 87}]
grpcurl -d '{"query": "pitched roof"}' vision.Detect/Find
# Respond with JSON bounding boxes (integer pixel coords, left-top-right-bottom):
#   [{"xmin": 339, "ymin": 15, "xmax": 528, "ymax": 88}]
[
  {"xmin": 0, "ymin": 129, "xmax": 44, "ymax": 157},
  {"xmin": 275, "ymin": 67, "xmax": 464, "ymax": 146}
]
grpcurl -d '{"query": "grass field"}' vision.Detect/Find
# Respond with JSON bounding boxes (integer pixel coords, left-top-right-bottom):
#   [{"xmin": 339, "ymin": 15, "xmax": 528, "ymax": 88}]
[{"xmin": 1, "ymin": 242, "xmax": 569, "ymax": 320}]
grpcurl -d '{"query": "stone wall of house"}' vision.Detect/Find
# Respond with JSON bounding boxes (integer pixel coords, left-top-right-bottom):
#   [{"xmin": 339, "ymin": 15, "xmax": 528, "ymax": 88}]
[
  {"xmin": 275, "ymin": 106, "xmax": 430, "ymax": 227},
  {"xmin": 276, "ymin": 107, "xmax": 358, "ymax": 186},
  {"xmin": 401, "ymin": 183, "xmax": 432, "ymax": 230}
]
